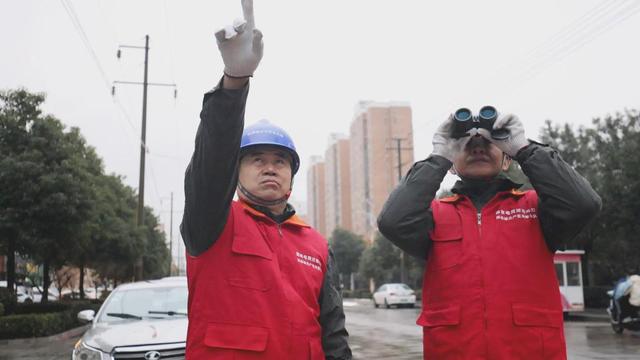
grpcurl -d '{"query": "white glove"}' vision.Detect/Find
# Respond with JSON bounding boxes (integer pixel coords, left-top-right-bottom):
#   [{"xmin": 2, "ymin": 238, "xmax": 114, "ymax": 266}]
[
  {"xmin": 214, "ymin": 0, "xmax": 263, "ymax": 77},
  {"xmin": 478, "ymin": 114, "xmax": 529, "ymax": 157},
  {"xmin": 432, "ymin": 115, "xmax": 474, "ymax": 163}
]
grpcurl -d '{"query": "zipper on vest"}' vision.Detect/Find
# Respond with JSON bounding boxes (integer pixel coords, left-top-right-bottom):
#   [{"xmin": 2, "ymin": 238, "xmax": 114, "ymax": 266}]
[
  {"xmin": 276, "ymin": 223, "xmax": 283, "ymax": 237},
  {"xmin": 477, "ymin": 212, "xmax": 482, "ymax": 235}
]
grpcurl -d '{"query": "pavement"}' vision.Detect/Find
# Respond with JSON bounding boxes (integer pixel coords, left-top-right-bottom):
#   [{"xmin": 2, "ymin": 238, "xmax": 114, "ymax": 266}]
[
  {"xmin": 0, "ymin": 324, "xmax": 88, "ymax": 360},
  {"xmin": 0, "ymin": 305, "xmax": 621, "ymax": 360}
]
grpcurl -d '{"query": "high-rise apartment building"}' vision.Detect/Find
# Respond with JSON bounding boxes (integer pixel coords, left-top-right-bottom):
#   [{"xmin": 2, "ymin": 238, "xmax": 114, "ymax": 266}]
[
  {"xmin": 349, "ymin": 101, "xmax": 414, "ymax": 240},
  {"xmin": 306, "ymin": 156, "xmax": 327, "ymax": 237},
  {"xmin": 324, "ymin": 133, "xmax": 352, "ymax": 237}
]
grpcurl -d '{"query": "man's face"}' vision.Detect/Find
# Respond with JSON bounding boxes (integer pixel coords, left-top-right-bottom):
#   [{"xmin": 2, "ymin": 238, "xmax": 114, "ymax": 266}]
[
  {"xmin": 452, "ymin": 135, "xmax": 510, "ymax": 180},
  {"xmin": 238, "ymin": 145, "xmax": 293, "ymax": 202}
]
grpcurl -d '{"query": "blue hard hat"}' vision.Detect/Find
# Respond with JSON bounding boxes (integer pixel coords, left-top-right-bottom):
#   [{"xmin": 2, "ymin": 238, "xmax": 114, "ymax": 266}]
[{"xmin": 240, "ymin": 119, "xmax": 300, "ymax": 175}]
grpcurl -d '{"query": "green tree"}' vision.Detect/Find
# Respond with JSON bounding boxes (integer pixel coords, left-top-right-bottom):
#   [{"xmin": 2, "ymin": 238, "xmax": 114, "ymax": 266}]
[
  {"xmin": 1, "ymin": 88, "xmax": 172, "ymax": 302},
  {"xmin": 541, "ymin": 110, "xmax": 640, "ymax": 285},
  {"xmin": 141, "ymin": 206, "xmax": 170, "ymax": 280},
  {"xmin": 25, "ymin": 115, "xmax": 96, "ymax": 302},
  {"xmin": 0, "ymin": 89, "xmax": 48, "ymax": 295},
  {"xmin": 359, "ymin": 232, "xmax": 402, "ymax": 289},
  {"xmin": 329, "ymin": 228, "xmax": 365, "ymax": 290},
  {"xmin": 90, "ymin": 174, "xmax": 145, "ymax": 284}
]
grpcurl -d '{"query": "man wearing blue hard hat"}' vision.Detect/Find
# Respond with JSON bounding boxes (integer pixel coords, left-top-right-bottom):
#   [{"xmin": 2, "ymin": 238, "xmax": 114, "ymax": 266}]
[{"xmin": 180, "ymin": 1, "xmax": 351, "ymax": 359}]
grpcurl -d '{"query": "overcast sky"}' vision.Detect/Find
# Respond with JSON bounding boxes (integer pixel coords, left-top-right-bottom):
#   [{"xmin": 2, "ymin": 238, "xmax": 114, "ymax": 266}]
[{"xmin": 2, "ymin": 0, "xmax": 639, "ymax": 263}]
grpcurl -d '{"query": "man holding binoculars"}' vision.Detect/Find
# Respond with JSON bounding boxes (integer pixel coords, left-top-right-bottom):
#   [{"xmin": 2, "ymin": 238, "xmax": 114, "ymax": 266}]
[{"xmin": 378, "ymin": 109, "xmax": 601, "ymax": 359}]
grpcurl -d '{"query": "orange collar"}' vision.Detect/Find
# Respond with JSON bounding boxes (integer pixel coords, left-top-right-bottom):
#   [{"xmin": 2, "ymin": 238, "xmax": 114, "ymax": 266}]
[
  {"xmin": 439, "ymin": 194, "xmax": 460, "ymax": 203},
  {"xmin": 239, "ymin": 200, "xmax": 309, "ymax": 228},
  {"xmin": 509, "ymin": 189, "xmax": 527, "ymax": 196}
]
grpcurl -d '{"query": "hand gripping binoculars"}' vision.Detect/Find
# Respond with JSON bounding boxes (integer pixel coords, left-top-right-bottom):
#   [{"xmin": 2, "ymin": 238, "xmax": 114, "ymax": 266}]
[{"xmin": 451, "ymin": 105, "xmax": 510, "ymax": 140}]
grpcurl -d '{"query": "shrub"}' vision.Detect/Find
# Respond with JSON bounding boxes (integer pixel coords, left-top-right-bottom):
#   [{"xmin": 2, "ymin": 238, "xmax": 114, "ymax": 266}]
[
  {"xmin": 584, "ymin": 286, "xmax": 611, "ymax": 308},
  {"xmin": 12, "ymin": 302, "xmax": 69, "ymax": 315},
  {"xmin": 0, "ymin": 287, "xmax": 16, "ymax": 315},
  {"xmin": 353, "ymin": 288, "xmax": 371, "ymax": 298},
  {"xmin": 342, "ymin": 288, "xmax": 371, "ymax": 299},
  {"xmin": 0, "ymin": 300, "xmax": 102, "ymax": 339},
  {"xmin": 0, "ymin": 311, "xmax": 77, "ymax": 339},
  {"xmin": 414, "ymin": 289, "xmax": 422, "ymax": 301},
  {"xmin": 0, "ymin": 302, "xmax": 4, "ymax": 316}
]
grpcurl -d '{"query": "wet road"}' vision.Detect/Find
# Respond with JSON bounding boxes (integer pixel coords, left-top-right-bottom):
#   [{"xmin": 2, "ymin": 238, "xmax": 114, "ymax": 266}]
[
  {"xmin": 0, "ymin": 300, "xmax": 638, "ymax": 359},
  {"xmin": 344, "ymin": 299, "xmax": 640, "ymax": 359},
  {"xmin": 0, "ymin": 335, "xmax": 78, "ymax": 360}
]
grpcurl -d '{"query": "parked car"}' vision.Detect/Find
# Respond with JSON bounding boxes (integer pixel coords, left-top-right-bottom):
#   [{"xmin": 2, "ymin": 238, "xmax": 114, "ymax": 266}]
[
  {"xmin": 16, "ymin": 285, "xmax": 34, "ymax": 304},
  {"xmin": 31, "ymin": 286, "xmax": 59, "ymax": 302},
  {"xmin": 72, "ymin": 277, "xmax": 188, "ymax": 360},
  {"xmin": 372, "ymin": 283, "xmax": 416, "ymax": 308},
  {"xmin": 0, "ymin": 281, "xmax": 34, "ymax": 303}
]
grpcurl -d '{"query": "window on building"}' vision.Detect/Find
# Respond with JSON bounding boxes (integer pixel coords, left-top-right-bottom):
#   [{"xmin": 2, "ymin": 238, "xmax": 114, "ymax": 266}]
[
  {"xmin": 566, "ymin": 262, "xmax": 581, "ymax": 286},
  {"xmin": 555, "ymin": 263, "xmax": 565, "ymax": 286}
]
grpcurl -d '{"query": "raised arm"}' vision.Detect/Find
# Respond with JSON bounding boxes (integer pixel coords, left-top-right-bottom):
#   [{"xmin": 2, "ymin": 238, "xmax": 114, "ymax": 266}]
[
  {"xmin": 516, "ymin": 143, "xmax": 601, "ymax": 250},
  {"xmin": 482, "ymin": 114, "xmax": 602, "ymax": 251},
  {"xmin": 180, "ymin": 0, "xmax": 263, "ymax": 256},
  {"xmin": 378, "ymin": 116, "xmax": 471, "ymax": 259}
]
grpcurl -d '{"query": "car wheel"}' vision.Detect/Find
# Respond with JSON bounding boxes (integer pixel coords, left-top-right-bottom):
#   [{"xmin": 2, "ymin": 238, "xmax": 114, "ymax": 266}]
[
  {"xmin": 407, "ymin": 303, "xmax": 415, "ymax": 308},
  {"xmin": 373, "ymin": 298, "xmax": 379, "ymax": 308},
  {"xmin": 24, "ymin": 298, "xmax": 33, "ymax": 304},
  {"xmin": 384, "ymin": 298, "xmax": 390, "ymax": 309}
]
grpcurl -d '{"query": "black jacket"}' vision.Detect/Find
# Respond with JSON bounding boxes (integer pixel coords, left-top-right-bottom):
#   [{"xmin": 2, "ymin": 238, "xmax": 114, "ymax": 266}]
[
  {"xmin": 180, "ymin": 78, "xmax": 351, "ymax": 360},
  {"xmin": 377, "ymin": 143, "xmax": 602, "ymax": 260}
]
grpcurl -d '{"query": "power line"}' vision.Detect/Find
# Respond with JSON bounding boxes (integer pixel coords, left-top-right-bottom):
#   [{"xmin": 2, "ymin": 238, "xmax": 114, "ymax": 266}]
[
  {"xmin": 60, "ymin": 0, "xmax": 110, "ymax": 89},
  {"xmin": 500, "ymin": 0, "xmax": 621, "ymax": 75},
  {"xmin": 59, "ymin": 0, "xmax": 166, "ymax": 210},
  {"xmin": 514, "ymin": 0, "xmax": 640, "ymax": 84},
  {"xmin": 59, "ymin": 0, "xmax": 144, "ymax": 148},
  {"xmin": 147, "ymin": 157, "xmax": 163, "ymax": 209}
]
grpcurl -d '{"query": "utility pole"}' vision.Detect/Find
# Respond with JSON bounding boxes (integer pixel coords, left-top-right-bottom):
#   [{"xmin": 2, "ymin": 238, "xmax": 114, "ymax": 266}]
[
  {"xmin": 389, "ymin": 137, "xmax": 413, "ymax": 284},
  {"xmin": 138, "ymin": 35, "xmax": 149, "ymax": 242},
  {"xmin": 113, "ymin": 35, "xmax": 177, "ymax": 281},
  {"xmin": 169, "ymin": 192, "xmax": 173, "ymax": 276}
]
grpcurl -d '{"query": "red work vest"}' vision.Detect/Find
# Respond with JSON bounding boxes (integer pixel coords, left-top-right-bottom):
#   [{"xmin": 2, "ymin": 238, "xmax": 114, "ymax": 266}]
[
  {"xmin": 186, "ymin": 201, "xmax": 329, "ymax": 359},
  {"xmin": 419, "ymin": 190, "xmax": 566, "ymax": 360}
]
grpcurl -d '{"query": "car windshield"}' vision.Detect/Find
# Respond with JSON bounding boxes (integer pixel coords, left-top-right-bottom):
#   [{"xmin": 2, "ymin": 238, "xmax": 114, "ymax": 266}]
[{"xmin": 98, "ymin": 285, "xmax": 187, "ymax": 323}]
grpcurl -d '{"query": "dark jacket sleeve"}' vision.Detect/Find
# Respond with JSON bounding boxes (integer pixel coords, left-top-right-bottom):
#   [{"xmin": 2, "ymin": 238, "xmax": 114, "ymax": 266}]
[
  {"xmin": 377, "ymin": 155, "xmax": 451, "ymax": 259},
  {"xmin": 319, "ymin": 248, "xmax": 352, "ymax": 360},
  {"xmin": 516, "ymin": 142, "xmax": 602, "ymax": 251},
  {"xmin": 180, "ymin": 78, "xmax": 249, "ymax": 257}
]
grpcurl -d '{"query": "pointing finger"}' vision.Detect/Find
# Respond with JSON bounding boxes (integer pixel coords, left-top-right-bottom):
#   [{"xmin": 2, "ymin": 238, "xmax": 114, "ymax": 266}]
[{"xmin": 242, "ymin": 0, "xmax": 255, "ymax": 29}]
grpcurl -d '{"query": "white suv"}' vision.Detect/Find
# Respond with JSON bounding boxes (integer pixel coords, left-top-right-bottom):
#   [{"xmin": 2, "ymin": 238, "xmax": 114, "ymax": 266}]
[{"xmin": 72, "ymin": 277, "xmax": 188, "ymax": 360}]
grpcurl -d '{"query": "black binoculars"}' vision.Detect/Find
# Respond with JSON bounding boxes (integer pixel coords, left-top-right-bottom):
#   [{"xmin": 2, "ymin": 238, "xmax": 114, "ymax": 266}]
[{"xmin": 451, "ymin": 106, "xmax": 509, "ymax": 140}]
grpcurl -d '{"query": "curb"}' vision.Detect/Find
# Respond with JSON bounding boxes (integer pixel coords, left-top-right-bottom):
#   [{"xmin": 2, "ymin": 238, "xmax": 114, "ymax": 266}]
[
  {"xmin": 565, "ymin": 309, "xmax": 609, "ymax": 323},
  {"xmin": 49, "ymin": 324, "xmax": 90, "ymax": 341}
]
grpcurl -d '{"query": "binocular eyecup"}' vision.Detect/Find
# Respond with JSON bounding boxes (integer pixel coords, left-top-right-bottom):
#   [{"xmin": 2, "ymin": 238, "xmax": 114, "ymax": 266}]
[{"xmin": 451, "ymin": 106, "xmax": 509, "ymax": 140}]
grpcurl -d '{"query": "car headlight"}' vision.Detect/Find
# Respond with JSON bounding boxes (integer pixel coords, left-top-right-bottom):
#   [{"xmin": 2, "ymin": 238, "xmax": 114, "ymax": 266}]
[{"xmin": 73, "ymin": 340, "xmax": 104, "ymax": 360}]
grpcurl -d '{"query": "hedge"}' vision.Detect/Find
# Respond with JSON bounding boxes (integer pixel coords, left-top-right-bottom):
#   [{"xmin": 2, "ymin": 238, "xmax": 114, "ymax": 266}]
[
  {"xmin": 341, "ymin": 289, "xmax": 372, "ymax": 299},
  {"xmin": 584, "ymin": 286, "xmax": 611, "ymax": 308},
  {"xmin": 342, "ymin": 288, "xmax": 423, "ymax": 300},
  {"xmin": 0, "ymin": 311, "xmax": 78, "ymax": 339},
  {"xmin": 0, "ymin": 301, "xmax": 102, "ymax": 340}
]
